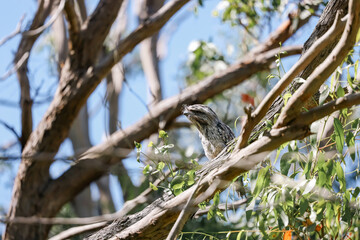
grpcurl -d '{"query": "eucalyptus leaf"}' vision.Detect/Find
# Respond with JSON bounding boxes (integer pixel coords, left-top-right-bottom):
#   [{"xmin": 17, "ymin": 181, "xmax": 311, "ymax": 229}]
[{"xmin": 333, "ymin": 118, "xmax": 344, "ymax": 153}]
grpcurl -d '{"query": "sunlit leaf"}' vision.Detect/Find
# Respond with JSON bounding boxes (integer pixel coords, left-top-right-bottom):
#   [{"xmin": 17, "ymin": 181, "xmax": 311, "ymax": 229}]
[
  {"xmin": 149, "ymin": 182, "xmax": 158, "ymax": 191},
  {"xmin": 335, "ymin": 162, "xmax": 346, "ymax": 192},
  {"xmin": 252, "ymin": 166, "xmax": 270, "ymax": 199},
  {"xmin": 303, "ymin": 178, "xmax": 316, "ymax": 195}
]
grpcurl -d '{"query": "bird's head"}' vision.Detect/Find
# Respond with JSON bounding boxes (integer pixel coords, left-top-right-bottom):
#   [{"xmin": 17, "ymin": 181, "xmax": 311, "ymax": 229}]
[{"xmin": 182, "ymin": 104, "xmax": 219, "ymax": 130}]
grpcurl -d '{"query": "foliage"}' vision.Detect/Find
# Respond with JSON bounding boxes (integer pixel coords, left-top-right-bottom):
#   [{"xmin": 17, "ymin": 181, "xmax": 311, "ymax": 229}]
[{"xmin": 136, "ymin": 130, "xmax": 199, "ymax": 196}]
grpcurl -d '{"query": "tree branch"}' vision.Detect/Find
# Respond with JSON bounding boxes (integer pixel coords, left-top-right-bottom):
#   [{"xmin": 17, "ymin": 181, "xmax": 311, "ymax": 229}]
[
  {"xmin": 0, "ymin": 14, "xmax": 25, "ymax": 47},
  {"xmin": 294, "ymin": 93, "xmax": 360, "ymax": 126},
  {"xmin": 95, "ymin": 0, "xmax": 191, "ymax": 77}
]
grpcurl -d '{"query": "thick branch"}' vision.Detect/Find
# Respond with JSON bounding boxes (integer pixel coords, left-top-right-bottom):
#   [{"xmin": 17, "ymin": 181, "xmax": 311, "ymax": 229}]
[
  {"xmin": 63, "ymin": 0, "xmax": 81, "ymax": 47},
  {"xmin": 138, "ymin": 0, "xmax": 165, "ymax": 107},
  {"xmin": 15, "ymin": 0, "xmax": 56, "ymax": 149}
]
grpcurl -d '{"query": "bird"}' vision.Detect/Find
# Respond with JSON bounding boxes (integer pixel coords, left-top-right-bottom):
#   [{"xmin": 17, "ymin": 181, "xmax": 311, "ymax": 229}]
[
  {"xmin": 182, "ymin": 104, "xmax": 246, "ymax": 197},
  {"xmin": 182, "ymin": 104, "xmax": 235, "ymax": 160}
]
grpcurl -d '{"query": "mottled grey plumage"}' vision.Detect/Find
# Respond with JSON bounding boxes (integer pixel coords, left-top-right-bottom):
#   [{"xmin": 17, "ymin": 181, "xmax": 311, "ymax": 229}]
[{"xmin": 182, "ymin": 104, "xmax": 235, "ymax": 160}]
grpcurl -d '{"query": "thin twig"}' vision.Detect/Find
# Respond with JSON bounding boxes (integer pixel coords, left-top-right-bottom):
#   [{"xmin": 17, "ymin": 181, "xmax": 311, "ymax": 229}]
[
  {"xmin": 49, "ymin": 222, "xmax": 107, "ymax": 240},
  {"xmin": 0, "ymin": 120, "xmax": 20, "ymax": 141},
  {"xmin": 0, "ymin": 14, "xmax": 25, "ymax": 47},
  {"xmin": 23, "ymin": 0, "xmax": 66, "ymax": 37},
  {"xmin": 0, "ymin": 52, "xmax": 29, "ymax": 81}
]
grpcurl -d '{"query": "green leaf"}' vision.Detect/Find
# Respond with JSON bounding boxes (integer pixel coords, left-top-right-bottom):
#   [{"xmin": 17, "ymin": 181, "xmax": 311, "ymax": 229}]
[
  {"xmin": 216, "ymin": 209, "xmax": 226, "ymax": 221},
  {"xmin": 171, "ymin": 176, "xmax": 184, "ymax": 190},
  {"xmin": 149, "ymin": 182, "xmax": 158, "ymax": 191},
  {"xmin": 158, "ymin": 130, "xmax": 168, "ymax": 139},
  {"xmin": 236, "ymin": 231, "xmax": 244, "ymax": 240},
  {"xmin": 143, "ymin": 164, "xmax": 150, "ymax": 175},
  {"xmin": 353, "ymin": 187, "xmax": 360, "ymax": 198},
  {"xmin": 135, "ymin": 141, "xmax": 142, "ymax": 162},
  {"xmin": 318, "ymin": 170, "xmax": 327, "ymax": 187},
  {"xmin": 246, "ymin": 209, "xmax": 252, "ymax": 222},
  {"xmin": 134, "ymin": 141, "xmax": 141, "ymax": 149},
  {"xmin": 335, "ymin": 162, "xmax": 346, "ymax": 192},
  {"xmin": 346, "ymin": 132, "xmax": 356, "ymax": 161},
  {"xmin": 303, "ymin": 160, "xmax": 312, "ymax": 179},
  {"xmin": 336, "ymin": 86, "xmax": 345, "ymax": 98},
  {"xmin": 280, "ymin": 210, "xmax": 289, "ymax": 227},
  {"xmin": 352, "ymin": 118, "xmax": 359, "ymax": 129},
  {"xmin": 252, "ymin": 166, "xmax": 270, "ymax": 199},
  {"xmin": 303, "ymin": 179, "xmax": 316, "ymax": 195},
  {"xmin": 280, "ymin": 152, "xmax": 298, "ymax": 176},
  {"xmin": 157, "ymin": 162, "xmax": 165, "ymax": 171},
  {"xmin": 213, "ymin": 192, "xmax": 220, "ymax": 206},
  {"xmin": 333, "ymin": 118, "xmax": 344, "ymax": 153},
  {"xmin": 319, "ymin": 85, "xmax": 330, "ymax": 105},
  {"xmin": 186, "ymin": 170, "xmax": 196, "ymax": 186},
  {"xmin": 207, "ymin": 205, "xmax": 216, "ymax": 220},
  {"xmin": 299, "ymin": 198, "xmax": 309, "ymax": 215}
]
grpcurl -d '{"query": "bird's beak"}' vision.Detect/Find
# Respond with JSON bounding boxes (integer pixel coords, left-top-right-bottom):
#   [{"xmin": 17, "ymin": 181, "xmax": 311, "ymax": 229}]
[{"xmin": 181, "ymin": 104, "xmax": 190, "ymax": 116}]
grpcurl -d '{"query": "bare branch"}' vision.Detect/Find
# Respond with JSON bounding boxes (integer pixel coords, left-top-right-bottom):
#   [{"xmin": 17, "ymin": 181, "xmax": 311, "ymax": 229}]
[
  {"xmin": 63, "ymin": 0, "xmax": 81, "ymax": 45},
  {"xmin": 294, "ymin": 93, "xmax": 360, "ymax": 126},
  {"xmin": 49, "ymin": 222, "xmax": 107, "ymax": 240},
  {"xmin": 0, "ymin": 52, "xmax": 29, "ymax": 81},
  {"xmin": 138, "ymin": 0, "xmax": 165, "ymax": 107},
  {"xmin": 0, "ymin": 120, "xmax": 21, "ymax": 141},
  {"xmin": 0, "ymin": 14, "xmax": 25, "ymax": 47},
  {"xmin": 23, "ymin": 0, "xmax": 66, "ymax": 37},
  {"xmin": 249, "ymin": 0, "xmax": 350, "ymax": 143},
  {"xmin": 95, "ymin": 0, "xmax": 191, "ymax": 77}
]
